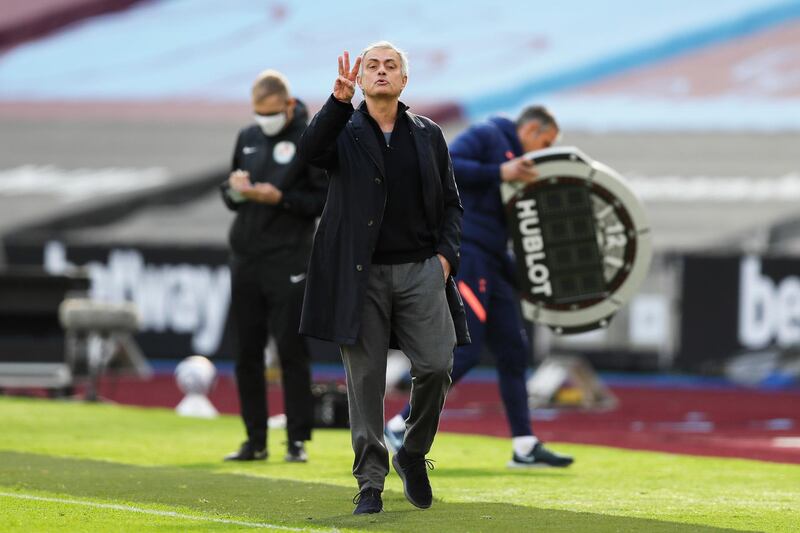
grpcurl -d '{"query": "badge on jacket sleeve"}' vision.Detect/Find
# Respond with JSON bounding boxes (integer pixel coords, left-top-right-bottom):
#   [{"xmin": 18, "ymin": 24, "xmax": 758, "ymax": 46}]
[
  {"xmin": 501, "ymin": 146, "xmax": 651, "ymax": 334},
  {"xmin": 273, "ymin": 141, "xmax": 296, "ymax": 164}
]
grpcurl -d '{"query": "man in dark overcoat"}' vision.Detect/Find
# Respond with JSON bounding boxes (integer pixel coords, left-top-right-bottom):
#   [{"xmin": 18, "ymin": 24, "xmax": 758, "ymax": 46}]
[{"xmin": 298, "ymin": 41, "xmax": 469, "ymax": 514}]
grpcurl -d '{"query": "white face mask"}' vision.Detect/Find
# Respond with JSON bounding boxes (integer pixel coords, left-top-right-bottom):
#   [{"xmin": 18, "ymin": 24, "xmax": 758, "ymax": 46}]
[{"xmin": 254, "ymin": 112, "xmax": 287, "ymax": 136}]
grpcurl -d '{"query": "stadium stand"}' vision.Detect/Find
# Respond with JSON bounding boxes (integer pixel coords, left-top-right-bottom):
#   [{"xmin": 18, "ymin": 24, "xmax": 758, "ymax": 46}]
[{"xmin": 0, "ymin": 0, "xmax": 144, "ymax": 52}]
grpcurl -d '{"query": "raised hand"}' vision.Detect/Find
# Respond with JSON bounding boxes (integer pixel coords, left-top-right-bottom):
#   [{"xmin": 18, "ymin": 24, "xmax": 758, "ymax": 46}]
[{"xmin": 333, "ymin": 51, "xmax": 362, "ymax": 103}]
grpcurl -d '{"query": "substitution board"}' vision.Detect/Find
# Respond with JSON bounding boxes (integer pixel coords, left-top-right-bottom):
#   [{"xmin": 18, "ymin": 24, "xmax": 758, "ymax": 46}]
[{"xmin": 501, "ymin": 146, "xmax": 651, "ymax": 334}]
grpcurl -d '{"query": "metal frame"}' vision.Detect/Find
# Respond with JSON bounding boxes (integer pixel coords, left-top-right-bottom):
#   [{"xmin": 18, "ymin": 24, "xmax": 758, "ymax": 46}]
[{"xmin": 502, "ymin": 146, "xmax": 652, "ymax": 333}]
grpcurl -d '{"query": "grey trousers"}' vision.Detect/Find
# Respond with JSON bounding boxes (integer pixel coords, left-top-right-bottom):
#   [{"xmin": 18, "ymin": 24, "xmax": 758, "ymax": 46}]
[{"xmin": 340, "ymin": 256, "xmax": 456, "ymax": 491}]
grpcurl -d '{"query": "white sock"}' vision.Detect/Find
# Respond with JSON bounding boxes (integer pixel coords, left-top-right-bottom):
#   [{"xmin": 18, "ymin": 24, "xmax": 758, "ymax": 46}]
[
  {"xmin": 387, "ymin": 414, "xmax": 406, "ymax": 433},
  {"xmin": 512, "ymin": 435, "xmax": 539, "ymax": 456}
]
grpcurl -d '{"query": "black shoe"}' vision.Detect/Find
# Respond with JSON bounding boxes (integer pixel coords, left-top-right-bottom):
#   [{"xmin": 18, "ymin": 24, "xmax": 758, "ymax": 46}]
[
  {"xmin": 508, "ymin": 442, "xmax": 574, "ymax": 468},
  {"xmin": 285, "ymin": 440, "xmax": 308, "ymax": 463},
  {"xmin": 224, "ymin": 441, "xmax": 267, "ymax": 461},
  {"xmin": 352, "ymin": 488, "xmax": 383, "ymax": 515},
  {"xmin": 392, "ymin": 447, "xmax": 434, "ymax": 509}
]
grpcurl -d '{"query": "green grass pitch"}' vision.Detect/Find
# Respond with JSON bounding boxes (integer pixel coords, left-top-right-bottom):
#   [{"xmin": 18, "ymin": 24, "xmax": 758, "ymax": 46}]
[{"xmin": 1, "ymin": 396, "xmax": 798, "ymax": 532}]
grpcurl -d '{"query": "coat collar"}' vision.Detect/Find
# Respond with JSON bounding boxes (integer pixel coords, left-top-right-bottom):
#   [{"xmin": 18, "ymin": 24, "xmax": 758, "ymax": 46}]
[
  {"xmin": 356, "ymin": 99, "xmax": 410, "ymax": 116},
  {"xmin": 348, "ymin": 100, "xmax": 422, "ymax": 178}
]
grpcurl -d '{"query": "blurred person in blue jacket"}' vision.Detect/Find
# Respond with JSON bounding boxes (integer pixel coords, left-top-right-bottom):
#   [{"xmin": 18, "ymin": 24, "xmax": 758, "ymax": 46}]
[
  {"xmin": 385, "ymin": 106, "xmax": 574, "ymax": 468},
  {"xmin": 220, "ymin": 70, "xmax": 327, "ymax": 464}
]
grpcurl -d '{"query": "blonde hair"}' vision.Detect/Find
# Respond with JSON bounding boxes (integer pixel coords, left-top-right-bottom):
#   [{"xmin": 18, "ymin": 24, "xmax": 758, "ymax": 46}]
[
  {"xmin": 358, "ymin": 41, "xmax": 409, "ymax": 78},
  {"xmin": 251, "ymin": 69, "xmax": 291, "ymax": 103}
]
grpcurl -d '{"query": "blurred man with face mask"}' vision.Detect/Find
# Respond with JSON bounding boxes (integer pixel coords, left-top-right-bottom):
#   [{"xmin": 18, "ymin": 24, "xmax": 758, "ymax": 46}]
[
  {"xmin": 385, "ymin": 106, "xmax": 575, "ymax": 469},
  {"xmin": 220, "ymin": 70, "xmax": 327, "ymax": 464}
]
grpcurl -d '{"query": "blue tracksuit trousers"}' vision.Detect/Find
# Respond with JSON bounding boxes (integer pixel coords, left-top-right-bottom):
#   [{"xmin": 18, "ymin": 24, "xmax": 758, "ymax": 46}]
[{"xmin": 400, "ymin": 243, "xmax": 533, "ymax": 437}]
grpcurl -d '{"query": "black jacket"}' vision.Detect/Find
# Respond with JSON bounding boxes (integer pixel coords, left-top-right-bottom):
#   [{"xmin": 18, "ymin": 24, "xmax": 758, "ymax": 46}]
[
  {"xmin": 221, "ymin": 100, "xmax": 327, "ymax": 258},
  {"xmin": 297, "ymin": 95, "xmax": 470, "ymax": 346}
]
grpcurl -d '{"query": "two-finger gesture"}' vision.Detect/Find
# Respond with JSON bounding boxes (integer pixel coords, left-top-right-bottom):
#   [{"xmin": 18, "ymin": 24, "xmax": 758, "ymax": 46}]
[{"xmin": 333, "ymin": 51, "xmax": 361, "ymax": 103}]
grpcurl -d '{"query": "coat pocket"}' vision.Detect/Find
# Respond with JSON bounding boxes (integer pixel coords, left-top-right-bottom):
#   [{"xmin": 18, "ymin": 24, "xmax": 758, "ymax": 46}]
[{"xmin": 445, "ymin": 276, "xmax": 471, "ymax": 345}]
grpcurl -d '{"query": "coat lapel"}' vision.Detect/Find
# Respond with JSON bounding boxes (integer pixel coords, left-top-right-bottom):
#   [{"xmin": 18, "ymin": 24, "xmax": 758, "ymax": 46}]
[
  {"xmin": 408, "ymin": 112, "xmax": 432, "ymax": 175},
  {"xmin": 407, "ymin": 111, "xmax": 440, "ymax": 230},
  {"xmin": 348, "ymin": 110, "xmax": 386, "ymax": 178}
]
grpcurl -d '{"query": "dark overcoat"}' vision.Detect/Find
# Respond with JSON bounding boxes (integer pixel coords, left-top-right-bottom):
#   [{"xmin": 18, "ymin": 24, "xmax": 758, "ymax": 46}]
[{"xmin": 297, "ymin": 95, "xmax": 470, "ymax": 346}]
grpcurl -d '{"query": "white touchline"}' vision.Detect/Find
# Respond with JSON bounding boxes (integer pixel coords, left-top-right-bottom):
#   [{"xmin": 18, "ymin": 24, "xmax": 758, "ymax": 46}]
[{"xmin": 0, "ymin": 492, "xmax": 337, "ymax": 532}]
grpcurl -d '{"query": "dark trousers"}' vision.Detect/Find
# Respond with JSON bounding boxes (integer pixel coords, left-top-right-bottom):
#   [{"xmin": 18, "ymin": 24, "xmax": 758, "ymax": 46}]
[
  {"xmin": 341, "ymin": 257, "xmax": 455, "ymax": 491},
  {"xmin": 399, "ymin": 243, "xmax": 533, "ymax": 437},
  {"xmin": 230, "ymin": 249, "xmax": 313, "ymax": 449}
]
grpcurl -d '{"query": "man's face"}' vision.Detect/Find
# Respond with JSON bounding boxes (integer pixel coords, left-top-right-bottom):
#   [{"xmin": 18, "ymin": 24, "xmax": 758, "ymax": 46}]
[
  {"xmin": 253, "ymin": 93, "xmax": 295, "ymax": 122},
  {"xmin": 357, "ymin": 48, "xmax": 407, "ymax": 99},
  {"xmin": 518, "ymin": 121, "xmax": 559, "ymax": 153}
]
